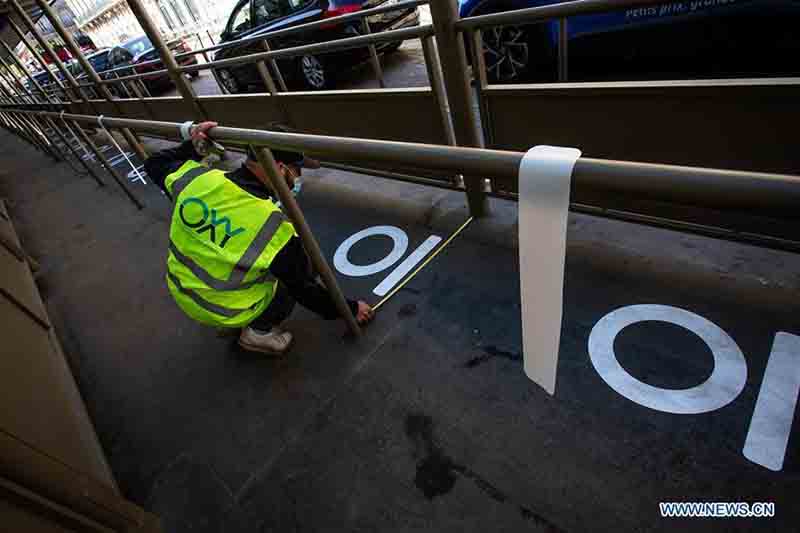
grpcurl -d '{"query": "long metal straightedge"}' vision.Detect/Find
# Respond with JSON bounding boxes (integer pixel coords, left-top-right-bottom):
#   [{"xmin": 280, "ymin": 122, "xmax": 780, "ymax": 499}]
[{"xmin": 373, "ymin": 217, "xmax": 474, "ymax": 312}]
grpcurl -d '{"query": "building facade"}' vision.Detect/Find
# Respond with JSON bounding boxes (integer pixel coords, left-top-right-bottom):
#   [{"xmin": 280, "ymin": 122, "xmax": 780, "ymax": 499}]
[{"xmin": 64, "ymin": 0, "xmax": 237, "ymax": 48}]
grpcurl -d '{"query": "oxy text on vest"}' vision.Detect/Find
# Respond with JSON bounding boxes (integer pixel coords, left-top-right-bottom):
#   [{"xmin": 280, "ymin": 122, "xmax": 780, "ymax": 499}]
[{"xmin": 179, "ymin": 197, "xmax": 246, "ymax": 248}]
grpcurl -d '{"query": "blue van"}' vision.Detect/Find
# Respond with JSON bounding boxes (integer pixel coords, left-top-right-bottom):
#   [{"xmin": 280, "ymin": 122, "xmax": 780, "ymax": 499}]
[{"xmin": 458, "ymin": 0, "xmax": 800, "ymax": 82}]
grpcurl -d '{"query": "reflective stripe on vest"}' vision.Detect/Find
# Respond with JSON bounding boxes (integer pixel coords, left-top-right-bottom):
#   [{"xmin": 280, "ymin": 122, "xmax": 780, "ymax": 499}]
[
  {"xmin": 164, "ymin": 161, "xmax": 295, "ymax": 327},
  {"xmin": 167, "ymin": 271, "xmax": 247, "ymax": 318}
]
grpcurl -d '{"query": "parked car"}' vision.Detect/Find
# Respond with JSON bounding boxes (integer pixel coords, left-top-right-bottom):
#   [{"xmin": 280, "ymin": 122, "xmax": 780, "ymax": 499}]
[
  {"xmin": 95, "ymin": 35, "xmax": 199, "ymax": 94},
  {"xmin": 213, "ymin": 0, "xmax": 420, "ymax": 92},
  {"xmin": 26, "ymin": 66, "xmax": 61, "ymax": 94},
  {"xmin": 459, "ymin": 0, "xmax": 800, "ymax": 83}
]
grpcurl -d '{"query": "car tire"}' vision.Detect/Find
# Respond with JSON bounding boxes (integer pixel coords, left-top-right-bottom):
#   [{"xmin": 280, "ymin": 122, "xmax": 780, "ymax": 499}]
[
  {"xmin": 296, "ymin": 54, "xmax": 329, "ymax": 90},
  {"xmin": 473, "ymin": 7, "xmax": 555, "ymax": 83},
  {"xmin": 214, "ymin": 68, "xmax": 240, "ymax": 94}
]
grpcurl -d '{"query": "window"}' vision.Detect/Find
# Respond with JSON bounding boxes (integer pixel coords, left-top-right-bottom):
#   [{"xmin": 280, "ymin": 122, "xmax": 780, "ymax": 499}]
[
  {"xmin": 288, "ymin": 0, "xmax": 311, "ymax": 10},
  {"xmin": 252, "ymin": 0, "xmax": 289, "ymax": 26},
  {"xmin": 167, "ymin": 0, "xmax": 187, "ymax": 26},
  {"xmin": 181, "ymin": 0, "xmax": 200, "ymax": 23},
  {"xmin": 159, "ymin": 2, "xmax": 177, "ymax": 30},
  {"xmin": 122, "ymin": 36, "xmax": 153, "ymax": 56},
  {"xmin": 227, "ymin": 0, "xmax": 252, "ymax": 35}
]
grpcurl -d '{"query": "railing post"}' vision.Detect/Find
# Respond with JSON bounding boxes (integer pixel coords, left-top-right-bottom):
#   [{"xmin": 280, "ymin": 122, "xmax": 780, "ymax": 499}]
[
  {"xmin": 466, "ymin": 29, "xmax": 493, "ymax": 149},
  {"xmin": 10, "ymin": 0, "xmax": 87, "ymax": 103},
  {"xmin": 429, "ymin": 0, "xmax": 489, "ymax": 217},
  {"xmin": 254, "ymin": 57, "xmax": 292, "ymax": 125},
  {"xmin": 31, "ymin": 0, "xmax": 148, "ymax": 161},
  {"xmin": 8, "ymin": 18, "xmax": 69, "ymax": 103},
  {"xmin": 0, "ymin": 111, "xmax": 30, "ymax": 145},
  {"xmin": 0, "ymin": 64, "xmax": 63, "ymax": 161},
  {"xmin": 3, "ymin": 109, "xmax": 42, "ymax": 153},
  {"xmin": 361, "ymin": 20, "xmax": 386, "ymax": 88},
  {"xmin": 124, "ymin": 0, "xmax": 207, "ymax": 120},
  {"xmin": 252, "ymin": 145, "xmax": 361, "ymax": 338},
  {"xmin": 71, "ymin": 119, "xmax": 144, "ymax": 210},
  {"xmin": 43, "ymin": 116, "xmax": 107, "ymax": 187},
  {"xmin": 0, "ymin": 59, "xmax": 33, "ymax": 104},
  {"xmin": 262, "ymin": 40, "xmax": 288, "ymax": 93},
  {"xmin": 113, "ymin": 72, "xmax": 134, "ymax": 99},
  {"xmin": 5, "ymin": 112, "xmax": 42, "ymax": 150},
  {"xmin": 2, "ymin": 41, "xmax": 50, "ymax": 103},
  {"xmin": 421, "ymin": 35, "xmax": 456, "ymax": 146},
  {"xmin": 12, "ymin": 111, "xmax": 62, "ymax": 161}
]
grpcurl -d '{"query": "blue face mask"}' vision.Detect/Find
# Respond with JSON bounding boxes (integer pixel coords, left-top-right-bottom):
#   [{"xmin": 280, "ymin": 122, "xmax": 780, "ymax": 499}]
[{"xmin": 291, "ymin": 179, "xmax": 302, "ymax": 196}]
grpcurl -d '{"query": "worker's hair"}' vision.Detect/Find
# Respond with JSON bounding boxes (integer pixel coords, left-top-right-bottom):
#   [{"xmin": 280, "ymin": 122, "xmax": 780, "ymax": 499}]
[{"xmin": 246, "ymin": 123, "xmax": 303, "ymax": 165}]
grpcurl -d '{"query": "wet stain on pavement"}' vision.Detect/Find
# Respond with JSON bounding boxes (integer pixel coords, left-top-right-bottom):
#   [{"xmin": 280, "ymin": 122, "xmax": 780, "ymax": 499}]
[
  {"xmin": 404, "ymin": 413, "xmax": 563, "ymax": 531},
  {"xmin": 463, "ymin": 345, "xmax": 522, "ymax": 369}
]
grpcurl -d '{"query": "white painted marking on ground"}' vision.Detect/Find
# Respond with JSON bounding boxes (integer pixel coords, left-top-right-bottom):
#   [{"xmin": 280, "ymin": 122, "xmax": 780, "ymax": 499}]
[
  {"xmin": 588, "ymin": 304, "xmax": 747, "ymax": 414},
  {"xmin": 108, "ymin": 152, "xmax": 134, "ymax": 167},
  {"xmin": 743, "ymin": 332, "xmax": 800, "ymax": 471},
  {"xmin": 127, "ymin": 166, "xmax": 148, "ymax": 184},
  {"xmin": 373, "ymin": 235, "xmax": 441, "ymax": 296},
  {"xmin": 334, "ymin": 226, "xmax": 408, "ymax": 277},
  {"xmin": 518, "ymin": 145, "xmax": 581, "ymax": 395}
]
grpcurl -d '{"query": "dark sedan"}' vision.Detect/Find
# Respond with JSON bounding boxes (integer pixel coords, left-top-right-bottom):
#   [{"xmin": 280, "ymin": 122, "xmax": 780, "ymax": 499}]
[
  {"xmin": 96, "ymin": 35, "xmax": 200, "ymax": 94},
  {"xmin": 460, "ymin": 0, "xmax": 800, "ymax": 83},
  {"xmin": 212, "ymin": 0, "xmax": 420, "ymax": 92}
]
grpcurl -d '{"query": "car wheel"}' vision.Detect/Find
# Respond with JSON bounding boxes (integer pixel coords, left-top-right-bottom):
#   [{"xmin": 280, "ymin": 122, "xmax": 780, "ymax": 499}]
[
  {"xmin": 482, "ymin": 25, "xmax": 531, "ymax": 83},
  {"xmin": 297, "ymin": 54, "xmax": 328, "ymax": 90},
  {"xmin": 215, "ymin": 68, "xmax": 240, "ymax": 94}
]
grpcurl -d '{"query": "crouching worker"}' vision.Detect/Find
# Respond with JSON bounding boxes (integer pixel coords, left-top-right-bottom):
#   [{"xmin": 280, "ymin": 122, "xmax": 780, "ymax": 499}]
[{"xmin": 144, "ymin": 121, "xmax": 375, "ymax": 355}]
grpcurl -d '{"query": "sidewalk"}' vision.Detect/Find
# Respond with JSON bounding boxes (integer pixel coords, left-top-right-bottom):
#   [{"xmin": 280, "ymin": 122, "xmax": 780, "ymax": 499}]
[{"xmin": 1, "ymin": 129, "xmax": 797, "ymax": 532}]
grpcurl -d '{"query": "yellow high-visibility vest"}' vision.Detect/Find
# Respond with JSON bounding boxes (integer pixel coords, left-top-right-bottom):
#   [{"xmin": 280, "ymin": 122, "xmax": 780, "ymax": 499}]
[{"xmin": 164, "ymin": 160, "xmax": 295, "ymax": 327}]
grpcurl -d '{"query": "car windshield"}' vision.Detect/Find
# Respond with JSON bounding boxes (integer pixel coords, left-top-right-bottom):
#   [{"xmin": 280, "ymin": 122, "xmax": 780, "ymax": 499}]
[
  {"xmin": 123, "ymin": 36, "xmax": 152, "ymax": 56},
  {"xmin": 88, "ymin": 52, "xmax": 109, "ymax": 71}
]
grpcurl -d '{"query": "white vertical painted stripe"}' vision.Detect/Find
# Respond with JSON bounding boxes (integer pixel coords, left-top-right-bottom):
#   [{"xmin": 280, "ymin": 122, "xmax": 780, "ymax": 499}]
[
  {"xmin": 109, "ymin": 152, "xmax": 134, "ymax": 166},
  {"xmin": 743, "ymin": 332, "xmax": 800, "ymax": 471},
  {"xmin": 372, "ymin": 235, "xmax": 442, "ymax": 296},
  {"xmin": 518, "ymin": 145, "xmax": 581, "ymax": 396}
]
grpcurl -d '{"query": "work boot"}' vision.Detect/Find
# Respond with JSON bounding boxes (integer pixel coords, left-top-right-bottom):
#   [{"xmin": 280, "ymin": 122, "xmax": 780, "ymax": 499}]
[{"xmin": 238, "ymin": 326, "xmax": 293, "ymax": 356}]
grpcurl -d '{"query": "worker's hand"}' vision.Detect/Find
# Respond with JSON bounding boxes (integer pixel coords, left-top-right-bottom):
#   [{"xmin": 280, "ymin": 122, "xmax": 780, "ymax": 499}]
[
  {"xmin": 190, "ymin": 121, "xmax": 218, "ymax": 142},
  {"xmin": 356, "ymin": 301, "xmax": 375, "ymax": 325}
]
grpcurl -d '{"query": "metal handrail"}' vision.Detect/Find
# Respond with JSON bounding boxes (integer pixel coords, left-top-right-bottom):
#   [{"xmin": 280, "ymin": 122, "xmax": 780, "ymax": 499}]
[
  {"xmin": 98, "ymin": 69, "xmax": 170, "ymax": 85},
  {"xmin": 180, "ymin": 24, "xmax": 433, "ymax": 74},
  {"xmin": 13, "ymin": 109, "xmax": 800, "ymax": 218},
  {"xmin": 84, "ymin": 23, "xmax": 429, "ymax": 86},
  {"xmin": 456, "ymin": 0, "xmax": 669, "ymax": 30},
  {"xmin": 95, "ymin": 0, "xmax": 428, "ymax": 78}
]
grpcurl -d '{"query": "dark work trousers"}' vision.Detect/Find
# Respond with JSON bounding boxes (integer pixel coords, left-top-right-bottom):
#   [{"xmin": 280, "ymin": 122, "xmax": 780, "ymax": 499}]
[{"xmin": 249, "ymin": 282, "xmax": 296, "ymax": 331}]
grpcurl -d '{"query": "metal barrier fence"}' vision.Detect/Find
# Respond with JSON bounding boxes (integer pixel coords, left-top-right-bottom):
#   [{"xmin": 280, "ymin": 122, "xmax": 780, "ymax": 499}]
[{"xmin": 1, "ymin": 0, "xmax": 798, "ymax": 249}]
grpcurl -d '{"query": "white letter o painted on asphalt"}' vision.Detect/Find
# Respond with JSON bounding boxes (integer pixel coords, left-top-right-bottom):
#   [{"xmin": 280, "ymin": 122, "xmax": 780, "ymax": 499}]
[
  {"xmin": 334, "ymin": 225, "xmax": 408, "ymax": 277},
  {"xmin": 588, "ymin": 304, "xmax": 747, "ymax": 415}
]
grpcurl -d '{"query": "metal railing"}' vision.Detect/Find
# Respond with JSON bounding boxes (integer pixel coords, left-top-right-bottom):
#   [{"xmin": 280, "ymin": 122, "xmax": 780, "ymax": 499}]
[
  {"xmin": 2, "ymin": 0, "xmax": 798, "ymax": 250},
  {"xmin": 7, "ymin": 108, "xmax": 799, "ymax": 217},
  {"xmin": 2, "ymin": 105, "xmax": 800, "ymax": 258},
  {"xmin": 91, "ymin": 0, "xmax": 429, "ymax": 85}
]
